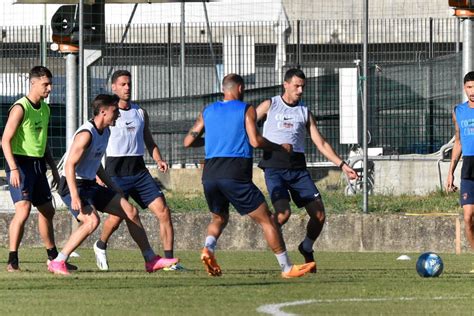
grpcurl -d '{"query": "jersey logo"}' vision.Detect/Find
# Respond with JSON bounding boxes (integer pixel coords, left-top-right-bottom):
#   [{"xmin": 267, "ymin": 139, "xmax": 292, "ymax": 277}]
[
  {"xmin": 34, "ymin": 121, "xmax": 43, "ymax": 132},
  {"xmin": 125, "ymin": 121, "xmax": 133, "ymax": 125}
]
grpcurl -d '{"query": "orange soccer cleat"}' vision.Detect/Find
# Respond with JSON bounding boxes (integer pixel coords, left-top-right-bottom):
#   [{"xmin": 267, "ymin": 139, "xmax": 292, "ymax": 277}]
[
  {"xmin": 201, "ymin": 247, "xmax": 222, "ymax": 277},
  {"xmin": 281, "ymin": 262, "xmax": 316, "ymax": 279}
]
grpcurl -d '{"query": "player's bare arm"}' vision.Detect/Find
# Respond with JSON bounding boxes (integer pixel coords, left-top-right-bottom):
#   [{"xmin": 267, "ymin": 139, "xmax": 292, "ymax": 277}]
[
  {"xmin": 255, "ymin": 99, "xmax": 271, "ymax": 122},
  {"xmin": 44, "ymin": 144, "xmax": 60, "ymax": 189},
  {"xmin": 1, "ymin": 104, "xmax": 24, "ymax": 188},
  {"xmin": 183, "ymin": 112, "xmax": 205, "ymax": 148},
  {"xmin": 143, "ymin": 109, "xmax": 168, "ymax": 172},
  {"xmin": 307, "ymin": 110, "xmax": 357, "ymax": 179},
  {"xmin": 245, "ymin": 105, "xmax": 292, "ymax": 153},
  {"xmin": 64, "ymin": 131, "xmax": 92, "ymax": 212},
  {"xmin": 447, "ymin": 111, "xmax": 462, "ymax": 192}
]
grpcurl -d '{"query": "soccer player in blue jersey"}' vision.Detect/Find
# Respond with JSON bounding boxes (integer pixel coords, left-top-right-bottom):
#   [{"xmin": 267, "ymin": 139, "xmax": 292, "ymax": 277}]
[
  {"xmin": 446, "ymin": 71, "xmax": 474, "ymax": 272},
  {"xmin": 184, "ymin": 73, "xmax": 315, "ymax": 278},
  {"xmin": 256, "ymin": 68, "xmax": 358, "ymax": 272}
]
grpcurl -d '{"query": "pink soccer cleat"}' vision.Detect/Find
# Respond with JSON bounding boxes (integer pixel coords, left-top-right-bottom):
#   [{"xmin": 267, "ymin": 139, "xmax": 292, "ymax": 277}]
[
  {"xmin": 145, "ymin": 256, "xmax": 179, "ymax": 273},
  {"xmin": 47, "ymin": 260, "xmax": 70, "ymax": 276}
]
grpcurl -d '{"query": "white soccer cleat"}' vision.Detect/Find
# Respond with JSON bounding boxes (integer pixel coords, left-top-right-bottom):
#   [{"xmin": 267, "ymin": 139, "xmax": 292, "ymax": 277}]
[
  {"xmin": 163, "ymin": 262, "xmax": 186, "ymax": 271},
  {"xmin": 93, "ymin": 240, "xmax": 109, "ymax": 271}
]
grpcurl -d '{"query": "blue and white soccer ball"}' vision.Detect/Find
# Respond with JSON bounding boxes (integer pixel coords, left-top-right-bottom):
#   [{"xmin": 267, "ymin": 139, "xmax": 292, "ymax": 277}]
[{"xmin": 416, "ymin": 252, "xmax": 444, "ymax": 277}]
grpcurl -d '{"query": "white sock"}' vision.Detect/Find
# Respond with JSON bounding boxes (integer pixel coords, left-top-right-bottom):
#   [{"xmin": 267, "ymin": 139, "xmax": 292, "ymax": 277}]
[
  {"xmin": 204, "ymin": 236, "xmax": 217, "ymax": 253},
  {"xmin": 53, "ymin": 252, "xmax": 68, "ymax": 263},
  {"xmin": 275, "ymin": 251, "xmax": 292, "ymax": 272},
  {"xmin": 302, "ymin": 236, "xmax": 315, "ymax": 253},
  {"xmin": 142, "ymin": 248, "xmax": 156, "ymax": 262}
]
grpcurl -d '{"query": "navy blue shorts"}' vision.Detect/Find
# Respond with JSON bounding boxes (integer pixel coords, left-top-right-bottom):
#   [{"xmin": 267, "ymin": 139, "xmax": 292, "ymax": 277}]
[
  {"xmin": 111, "ymin": 170, "xmax": 164, "ymax": 209},
  {"xmin": 6, "ymin": 157, "xmax": 52, "ymax": 207},
  {"xmin": 202, "ymin": 179, "xmax": 266, "ymax": 215},
  {"xmin": 460, "ymin": 178, "xmax": 474, "ymax": 206},
  {"xmin": 264, "ymin": 168, "xmax": 321, "ymax": 208},
  {"xmin": 58, "ymin": 177, "xmax": 117, "ymax": 219}
]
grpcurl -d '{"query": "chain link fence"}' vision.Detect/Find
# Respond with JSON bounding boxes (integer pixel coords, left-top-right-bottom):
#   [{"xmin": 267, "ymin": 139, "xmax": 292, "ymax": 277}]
[{"xmin": 0, "ymin": 17, "xmax": 461, "ymax": 166}]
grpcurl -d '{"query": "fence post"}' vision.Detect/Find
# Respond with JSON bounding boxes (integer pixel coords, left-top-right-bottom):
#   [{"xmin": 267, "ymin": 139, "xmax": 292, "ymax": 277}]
[
  {"xmin": 168, "ymin": 23, "xmax": 172, "ymax": 99},
  {"xmin": 40, "ymin": 25, "xmax": 47, "ymax": 67},
  {"xmin": 427, "ymin": 18, "xmax": 434, "ymax": 152},
  {"xmin": 297, "ymin": 20, "xmax": 301, "ymax": 68}
]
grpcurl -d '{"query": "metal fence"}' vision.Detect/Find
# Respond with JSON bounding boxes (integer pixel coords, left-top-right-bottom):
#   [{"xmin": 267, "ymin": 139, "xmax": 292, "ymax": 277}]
[{"xmin": 0, "ymin": 17, "xmax": 462, "ymax": 167}]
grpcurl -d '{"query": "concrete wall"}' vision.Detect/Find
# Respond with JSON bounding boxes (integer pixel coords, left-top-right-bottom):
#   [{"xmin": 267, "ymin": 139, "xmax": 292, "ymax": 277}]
[
  {"xmin": 0, "ymin": 212, "xmax": 467, "ymax": 254},
  {"xmin": 283, "ymin": 0, "xmax": 452, "ymax": 20},
  {"xmin": 150, "ymin": 159, "xmax": 459, "ymax": 196},
  {"xmin": 373, "ymin": 159, "xmax": 461, "ymax": 195}
]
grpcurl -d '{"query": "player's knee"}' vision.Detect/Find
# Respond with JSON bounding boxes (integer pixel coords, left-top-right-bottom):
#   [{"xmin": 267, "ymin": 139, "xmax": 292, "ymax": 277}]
[
  {"xmin": 83, "ymin": 214, "xmax": 100, "ymax": 234},
  {"xmin": 12, "ymin": 212, "xmax": 30, "ymax": 226},
  {"xmin": 126, "ymin": 205, "xmax": 139, "ymax": 222},
  {"xmin": 316, "ymin": 210, "xmax": 326, "ymax": 223},
  {"xmin": 107, "ymin": 215, "xmax": 122, "ymax": 231},
  {"xmin": 212, "ymin": 213, "xmax": 228, "ymax": 227},
  {"xmin": 276, "ymin": 210, "xmax": 290, "ymax": 225},
  {"xmin": 154, "ymin": 205, "xmax": 171, "ymax": 221}
]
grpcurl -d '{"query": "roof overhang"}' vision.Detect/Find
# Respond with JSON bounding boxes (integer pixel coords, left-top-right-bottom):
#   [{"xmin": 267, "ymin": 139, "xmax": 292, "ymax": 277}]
[{"xmin": 14, "ymin": 0, "xmax": 213, "ymax": 4}]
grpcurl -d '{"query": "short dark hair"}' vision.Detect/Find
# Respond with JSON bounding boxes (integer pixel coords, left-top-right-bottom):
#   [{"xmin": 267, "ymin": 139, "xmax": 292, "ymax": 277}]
[
  {"xmin": 284, "ymin": 68, "xmax": 306, "ymax": 82},
  {"xmin": 29, "ymin": 66, "xmax": 52, "ymax": 81},
  {"xmin": 222, "ymin": 73, "xmax": 244, "ymax": 90},
  {"xmin": 92, "ymin": 94, "xmax": 119, "ymax": 116},
  {"xmin": 464, "ymin": 71, "xmax": 474, "ymax": 84},
  {"xmin": 111, "ymin": 70, "xmax": 131, "ymax": 83}
]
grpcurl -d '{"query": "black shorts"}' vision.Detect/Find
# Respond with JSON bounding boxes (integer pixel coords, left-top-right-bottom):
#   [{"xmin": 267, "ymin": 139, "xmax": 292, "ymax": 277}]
[{"xmin": 58, "ymin": 177, "xmax": 117, "ymax": 219}]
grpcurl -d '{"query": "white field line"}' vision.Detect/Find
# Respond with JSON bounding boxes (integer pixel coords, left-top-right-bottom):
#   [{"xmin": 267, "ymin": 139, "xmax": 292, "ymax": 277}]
[{"xmin": 256, "ymin": 296, "xmax": 463, "ymax": 316}]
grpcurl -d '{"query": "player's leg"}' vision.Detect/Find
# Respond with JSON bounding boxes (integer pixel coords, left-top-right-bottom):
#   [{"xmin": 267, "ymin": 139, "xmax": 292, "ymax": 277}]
[
  {"xmin": 263, "ymin": 168, "xmax": 292, "ymax": 227},
  {"xmin": 463, "ymin": 206, "xmax": 474, "ymax": 273},
  {"xmin": 303, "ymin": 198, "xmax": 326, "ymax": 245},
  {"xmin": 148, "ymin": 197, "xmax": 174, "ymax": 257},
  {"xmin": 94, "ymin": 214, "xmax": 122, "ymax": 270},
  {"xmin": 61, "ymin": 206, "xmax": 100, "ymax": 256},
  {"xmin": 93, "ymin": 175, "xmax": 129, "ymax": 270},
  {"xmin": 247, "ymin": 202, "xmax": 284, "ymax": 253},
  {"xmin": 102, "ymin": 193, "xmax": 178, "ymax": 272},
  {"xmin": 6, "ymin": 163, "xmax": 34, "ymax": 272},
  {"xmin": 35, "ymin": 201, "xmax": 55, "ymax": 251},
  {"xmin": 287, "ymin": 169, "xmax": 323, "ymax": 271},
  {"xmin": 221, "ymin": 179, "xmax": 315, "ymax": 278},
  {"xmin": 459, "ymin": 179, "xmax": 474, "ymax": 272},
  {"xmin": 463, "ymin": 204, "xmax": 474, "ymax": 250},
  {"xmin": 32, "ymin": 168, "xmax": 67, "ymax": 267},
  {"xmin": 49, "ymin": 205, "xmax": 99, "ymax": 275},
  {"xmin": 246, "ymin": 201, "xmax": 315, "ymax": 278},
  {"xmin": 7, "ymin": 201, "xmax": 31, "ymax": 271},
  {"xmin": 99, "ymin": 214, "xmax": 123, "ymax": 245},
  {"xmin": 200, "ymin": 180, "xmax": 229, "ymax": 276},
  {"xmin": 297, "ymin": 198, "xmax": 325, "ymax": 272},
  {"xmin": 132, "ymin": 171, "xmax": 176, "ymax": 260}
]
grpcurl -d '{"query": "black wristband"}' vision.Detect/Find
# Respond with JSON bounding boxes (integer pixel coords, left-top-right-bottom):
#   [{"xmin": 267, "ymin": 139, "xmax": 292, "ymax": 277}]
[{"xmin": 338, "ymin": 161, "xmax": 346, "ymax": 168}]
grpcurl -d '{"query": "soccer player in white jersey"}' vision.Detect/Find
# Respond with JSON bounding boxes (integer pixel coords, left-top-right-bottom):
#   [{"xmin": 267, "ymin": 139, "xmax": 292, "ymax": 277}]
[
  {"xmin": 48, "ymin": 94, "xmax": 178, "ymax": 275},
  {"xmin": 92, "ymin": 70, "xmax": 182, "ymax": 271},
  {"xmin": 256, "ymin": 68, "xmax": 358, "ymax": 272}
]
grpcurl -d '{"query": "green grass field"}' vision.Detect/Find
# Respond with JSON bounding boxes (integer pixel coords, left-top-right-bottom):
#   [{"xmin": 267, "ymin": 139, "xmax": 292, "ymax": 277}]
[{"xmin": 0, "ymin": 249, "xmax": 472, "ymax": 315}]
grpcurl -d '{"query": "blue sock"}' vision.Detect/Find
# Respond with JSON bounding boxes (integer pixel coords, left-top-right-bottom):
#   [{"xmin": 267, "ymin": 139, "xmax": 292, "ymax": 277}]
[
  {"xmin": 302, "ymin": 236, "xmax": 315, "ymax": 253},
  {"xmin": 142, "ymin": 248, "xmax": 156, "ymax": 262}
]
